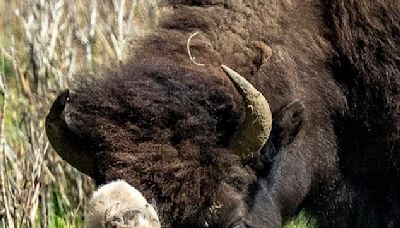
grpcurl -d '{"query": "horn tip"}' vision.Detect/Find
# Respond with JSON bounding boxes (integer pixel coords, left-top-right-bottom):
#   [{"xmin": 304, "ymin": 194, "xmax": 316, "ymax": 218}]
[{"xmin": 221, "ymin": 65, "xmax": 230, "ymax": 73}]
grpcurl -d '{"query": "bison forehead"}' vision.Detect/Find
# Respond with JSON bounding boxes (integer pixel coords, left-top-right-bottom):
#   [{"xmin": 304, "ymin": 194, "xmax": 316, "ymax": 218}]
[{"xmin": 67, "ymin": 61, "xmax": 246, "ymax": 148}]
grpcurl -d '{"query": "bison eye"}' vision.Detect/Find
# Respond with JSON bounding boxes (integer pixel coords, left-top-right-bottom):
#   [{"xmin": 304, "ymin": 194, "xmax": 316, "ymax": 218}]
[
  {"xmin": 256, "ymin": 100, "xmax": 305, "ymax": 171},
  {"xmin": 273, "ymin": 100, "xmax": 305, "ymax": 147}
]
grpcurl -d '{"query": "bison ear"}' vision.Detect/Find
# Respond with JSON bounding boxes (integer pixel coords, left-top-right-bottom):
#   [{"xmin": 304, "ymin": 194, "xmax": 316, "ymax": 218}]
[{"xmin": 274, "ymin": 100, "xmax": 304, "ymax": 147}]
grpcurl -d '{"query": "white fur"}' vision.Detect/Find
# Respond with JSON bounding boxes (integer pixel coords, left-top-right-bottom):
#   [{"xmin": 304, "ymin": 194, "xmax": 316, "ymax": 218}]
[{"xmin": 85, "ymin": 180, "xmax": 161, "ymax": 228}]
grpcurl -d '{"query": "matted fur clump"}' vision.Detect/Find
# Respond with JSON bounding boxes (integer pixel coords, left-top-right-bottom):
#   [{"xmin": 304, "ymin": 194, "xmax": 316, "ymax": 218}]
[{"xmin": 85, "ymin": 180, "xmax": 160, "ymax": 228}]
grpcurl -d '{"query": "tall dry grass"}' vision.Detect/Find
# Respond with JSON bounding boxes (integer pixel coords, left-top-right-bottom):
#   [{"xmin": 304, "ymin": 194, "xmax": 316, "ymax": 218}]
[{"xmin": 0, "ymin": 0, "xmax": 157, "ymax": 227}]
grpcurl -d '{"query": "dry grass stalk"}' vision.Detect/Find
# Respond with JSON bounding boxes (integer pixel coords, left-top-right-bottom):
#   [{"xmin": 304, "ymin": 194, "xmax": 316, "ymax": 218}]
[{"xmin": 0, "ymin": 46, "xmax": 14, "ymax": 228}]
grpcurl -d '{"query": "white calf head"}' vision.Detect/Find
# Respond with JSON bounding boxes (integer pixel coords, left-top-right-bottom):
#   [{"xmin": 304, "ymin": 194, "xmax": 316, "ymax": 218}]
[{"xmin": 85, "ymin": 180, "xmax": 160, "ymax": 228}]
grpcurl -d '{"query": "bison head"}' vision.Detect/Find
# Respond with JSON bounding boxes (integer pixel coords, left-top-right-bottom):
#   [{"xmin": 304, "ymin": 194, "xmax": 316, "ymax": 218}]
[{"xmin": 46, "ymin": 59, "xmax": 272, "ymax": 227}]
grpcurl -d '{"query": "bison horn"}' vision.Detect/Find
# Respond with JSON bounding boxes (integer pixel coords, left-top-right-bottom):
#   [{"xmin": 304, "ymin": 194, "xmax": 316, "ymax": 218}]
[
  {"xmin": 45, "ymin": 89, "xmax": 96, "ymax": 177},
  {"xmin": 221, "ymin": 65, "xmax": 272, "ymax": 162}
]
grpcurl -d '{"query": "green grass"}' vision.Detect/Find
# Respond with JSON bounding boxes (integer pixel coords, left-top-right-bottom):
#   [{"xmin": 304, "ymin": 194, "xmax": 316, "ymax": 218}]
[
  {"xmin": 47, "ymin": 186, "xmax": 84, "ymax": 228},
  {"xmin": 285, "ymin": 211, "xmax": 316, "ymax": 228}
]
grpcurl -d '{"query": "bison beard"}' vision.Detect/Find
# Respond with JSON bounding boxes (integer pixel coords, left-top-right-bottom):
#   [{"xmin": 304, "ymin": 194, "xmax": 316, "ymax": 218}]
[{"xmin": 45, "ymin": 0, "xmax": 400, "ymax": 227}]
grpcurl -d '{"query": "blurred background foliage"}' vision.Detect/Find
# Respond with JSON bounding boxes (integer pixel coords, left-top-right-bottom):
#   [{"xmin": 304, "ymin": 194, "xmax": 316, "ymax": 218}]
[
  {"xmin": 0, "ymin": 0, "xmax": 312, "ymax": 227},
  {"xmin": 0, "ymin": 0, "xmax": 157, "ymax": 227}
]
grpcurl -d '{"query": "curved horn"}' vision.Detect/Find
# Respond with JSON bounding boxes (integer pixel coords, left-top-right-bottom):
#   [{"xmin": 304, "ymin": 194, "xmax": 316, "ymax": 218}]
[
  {"xmin": 45, "ymin": 89, "xmax": 96, "ymax": 177},
  {"xmin": 221, "ymin": 65, "xmax": 272, "ymax": 162}
]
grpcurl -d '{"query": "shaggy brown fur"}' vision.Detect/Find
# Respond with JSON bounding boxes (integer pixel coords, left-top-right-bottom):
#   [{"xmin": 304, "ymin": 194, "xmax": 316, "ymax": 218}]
[
  {"xmin": 63, "ymin": 59, "xmax": 255, "ymax": 227},
  {"xmin": 46, "ymin": 0, "xmax": 400, "ymax": 227}
]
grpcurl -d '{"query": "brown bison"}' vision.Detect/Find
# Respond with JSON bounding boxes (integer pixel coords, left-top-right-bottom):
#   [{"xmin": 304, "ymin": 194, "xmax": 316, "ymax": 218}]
[{"xmin": 45, "ymin": 0, "xmax": 400, "ymax": 227}]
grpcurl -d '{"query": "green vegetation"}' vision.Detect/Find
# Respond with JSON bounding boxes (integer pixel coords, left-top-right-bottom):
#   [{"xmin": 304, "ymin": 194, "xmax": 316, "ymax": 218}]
[{"xmin": 285, "ymin": 211, "xmax": 316, "ymax": 228}]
